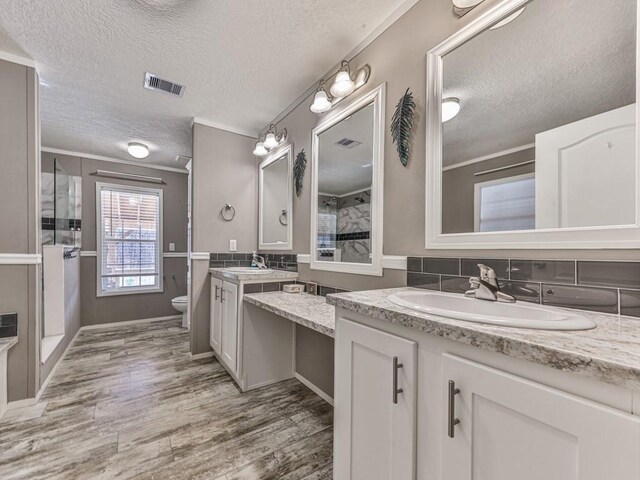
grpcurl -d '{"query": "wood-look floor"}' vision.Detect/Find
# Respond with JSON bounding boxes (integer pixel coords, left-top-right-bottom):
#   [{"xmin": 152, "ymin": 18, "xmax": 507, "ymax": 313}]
[{"xmin": 0, "ymin": 319, "xmax": 333, "ymax": 480}]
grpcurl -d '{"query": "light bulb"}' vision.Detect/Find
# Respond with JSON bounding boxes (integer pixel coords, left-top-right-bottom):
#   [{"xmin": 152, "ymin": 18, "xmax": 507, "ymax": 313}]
[
  {"xmin": 264, "ymin": 132, "xmax": 278, "ymax": 150},
  {"xmin": 330, "ymin": 70, "xmax": 355, "ymax": 98},
  {"xmin": 310, "ymin": 89, "xmax": 333, "ymax": 113},
  {"xmin": 128, "ymin": 142, "xmax": 149, "ymax": 159},
  {"xmin": 253, "ymin": 141, "xmax": 268, "ymax": 156},
  {"xmin": 442, "ymin": 98, "xmax": 461, "ymax": 122}
]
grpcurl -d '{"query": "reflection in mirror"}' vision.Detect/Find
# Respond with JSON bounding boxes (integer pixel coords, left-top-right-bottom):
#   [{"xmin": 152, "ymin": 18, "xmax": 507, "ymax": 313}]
[
  {"xmin": 316, "ymin": 103, "xmax": 374, "ymax": 264},
  {"xmin": 259, "ymin": 145, "xmax": 292, "ymax": 250},
  {"xmin": 440, "ymin": 0, "xmax": 637, "ymax": 234}
]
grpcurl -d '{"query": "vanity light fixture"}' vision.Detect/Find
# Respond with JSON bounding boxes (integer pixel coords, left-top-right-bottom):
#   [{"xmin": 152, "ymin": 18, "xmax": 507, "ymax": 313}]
[
  {"xmin": 127, "ymin": 142, "xmax": 149, "ymax": 159},
  {"xmin": 253, "ymin": 124, "xmax": 287, "ymax": 157},
  {"xmin": 309, "ymin": 60, "xmax": 371, "ymax": 114},
  {"xmin": 310, "ymin": 81, "xmax": 333, "ymax": 114},
  {"xmin": 490, "ymin": 7, "xmax": 526, "ymax": 29},
  {"xmin": 452, "ymin": 0, "xmax": 485, "ymax": 17},
  {"xmin": 442, "ymin": 98, "xmax": 461, "ymax": 122}
]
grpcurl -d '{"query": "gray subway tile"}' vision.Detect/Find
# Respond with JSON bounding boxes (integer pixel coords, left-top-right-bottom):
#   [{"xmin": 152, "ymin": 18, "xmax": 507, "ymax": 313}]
[
  {"xmin": 243, "ymin": 283, "xmax": 263, "ymax": 294},
  {"xmin": 461, "ymin": 258, "xmax": 509, "ymax": 279},
  {"xmin": 509, "ymin": 260, "xmax": 575, "ymax": 284},
  {"xmin": 319, "ymin": 286, "xmax": 337, "ymax": 297},
  {"xmin": 217, "ymin": 253, "xmax": 233, "ymax": 260},
  {"xmin": 407, "ymin": 257, "xmax": 423, "ymax": 273},
  {"xmin": 262, "ymin": 282, "xmax": 280, "ymax": 293},
  {"xmin": 407, "ymin": 273, "xmax": 440, "ymax": 291},
  {"xmin": 209, "ymin": 260, "xmax": 224, "ymax": 268},
  {"xmin": 621, "ymin": 290, "xmax": 640, "ymax": 318},
  {"xmin": 500, "ymin": 281, "xmax": 541, "ymax": 304},
  {"xmin": 423, "ymin": 257, "xmax": 460, "ymax": 276},
  {"xmin": 232, "ymin": 253, "xmax": 249, "ymax": 261},
  {"xmin": 441, "ymin": 275, "xmax": 471, "ymax": 294},
  {"xmin": 541, "ymin": 284, "xmax": 618, "ymax": 314},
  {"xmin": 577, "ymin": 261, "xmax": 640, "ymax": 289}
]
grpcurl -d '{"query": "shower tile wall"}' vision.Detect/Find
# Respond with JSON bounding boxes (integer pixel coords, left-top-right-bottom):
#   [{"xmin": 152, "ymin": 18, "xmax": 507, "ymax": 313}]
[
  {"xmin": 41, "ymin": 172, "xmax": 82, "ymax": 246},
  {"xmin": 407, "ymin": 256, "xmax": 640, "ymax": 317}
]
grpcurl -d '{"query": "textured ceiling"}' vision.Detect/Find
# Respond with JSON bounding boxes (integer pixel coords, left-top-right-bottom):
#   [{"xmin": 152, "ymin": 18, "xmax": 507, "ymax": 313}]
[
  {"xmin": 318, "ymin": 103, "xmax": 374, "ymax": 196},
  {"xmin": 0, "ymin": 0, "xmax": 414, "ymax": 168},
  {"xmin": 443, "ymin": 0, "xmax": 636, "ymax": 167}
]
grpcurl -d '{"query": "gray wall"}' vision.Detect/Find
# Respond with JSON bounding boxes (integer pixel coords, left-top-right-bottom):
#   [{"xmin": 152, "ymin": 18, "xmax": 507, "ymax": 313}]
[
  {"xmin": 0, "ymin": 59, "xmax": 40, "ymax": 401},
  {"xmin": 295, "ymin": 325, "xmax": 334, "ymax": 398},
  {"xmin": 41, "ymin": 152, "xmax": 189, "ymax": 326},
  {"xmin": 442, "ymin": 148, "xmax": 535, "ymax": 234},
  {"xmin": 40, "ymin": 254, "xmax": 81, "ymax": 384},
  {"xmin": 190, "ymin": 123, "xmax": 257, "ymax": 354}
]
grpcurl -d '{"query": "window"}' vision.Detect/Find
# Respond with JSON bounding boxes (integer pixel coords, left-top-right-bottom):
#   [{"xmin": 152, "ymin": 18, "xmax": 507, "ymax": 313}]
[
  {"xmin": 474, "ymin": 174, "xmax": 535, "ymax": 232},
  {"xmin": 96, "ymin": 183, "xmax": 163, "ymax": 296}
]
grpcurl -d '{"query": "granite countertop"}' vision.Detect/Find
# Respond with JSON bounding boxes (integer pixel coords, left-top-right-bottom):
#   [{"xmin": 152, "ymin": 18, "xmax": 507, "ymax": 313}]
[
  {"xmin": 0, "ymin": 337, "xmax": 18, "ymax": 354},
  {"xmin": 209, "ymin": 268, "xmax": 298, "ymax": 282},
  {"xmin": 243, "ymin": 292, "xmax": 335, "ymax": 338},
  {"xmin": 326, "ymin": 287, "xmax": 640, "ymax": 391}
]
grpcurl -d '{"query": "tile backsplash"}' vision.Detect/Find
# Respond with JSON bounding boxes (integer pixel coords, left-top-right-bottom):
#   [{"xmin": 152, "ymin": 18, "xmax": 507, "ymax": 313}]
[
  {"xmin": 407, "ymin": 257, "xmax": 640, "ymax": 318},
  {"xmin": 0, "ymin": 313, "xmax": 17, "ymax": 338},
  {"xmin": 209, "ymin": 252, "xmax": 298, "ymax": 272}
]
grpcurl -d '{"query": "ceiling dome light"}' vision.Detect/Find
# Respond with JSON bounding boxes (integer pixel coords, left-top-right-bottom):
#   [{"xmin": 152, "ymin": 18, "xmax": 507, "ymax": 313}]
[
  {"xmin": 253, "ymin": 141, "xmax": 268, "ymax": 156},
  {"xmin": 263, "ymin": 132, "xmax": 278, "ymax": 150},
  {"xmin": 330, "ymin": 70, "xmax": 356, "ymax": 98},
  {"xmin": 310, "ymin": 89, "xmax": 333, "ymax": 113},
  {"xmin": 442, "ymin": 98, "xmax": 461, "ymax": 122},
  {"xmin": 128, "ymin": 142, "xmax": 149, "ymax": 159},
  {"xmin": 490, "ymin": 7, "xmax": 526, "ymax": 29}
]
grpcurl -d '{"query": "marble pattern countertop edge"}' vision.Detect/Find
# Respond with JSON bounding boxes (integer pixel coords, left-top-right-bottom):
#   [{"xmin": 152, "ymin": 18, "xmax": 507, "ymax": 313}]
[
  {"xmin": 209, "ymin": 268, "xmax": 299, "ymax": 282},
  {"xmin": 326, "ymin": 287, "xmax": 640, "ymax": 392},
  {"xmin": 0, "ymin": 337, "xmax": 18, "ymax": 354},
  {"xmin": 243, "ymin": 292, "xmax": 335, "ymax": 338}
]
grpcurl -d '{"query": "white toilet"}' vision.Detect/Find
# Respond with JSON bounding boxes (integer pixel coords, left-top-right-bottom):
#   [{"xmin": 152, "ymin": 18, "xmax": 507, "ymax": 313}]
[{"xmin": 171, "ymin": 296, "xmax": 189, "ymax": 328}]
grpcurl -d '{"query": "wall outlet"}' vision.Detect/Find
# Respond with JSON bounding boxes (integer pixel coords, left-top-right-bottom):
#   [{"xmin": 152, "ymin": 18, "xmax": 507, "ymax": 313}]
[
  {"xmin": 169, "ymin": 242, "xmax": 175, "ymax": 252},
  {"xmin": 229, "ymin": 239, "xmax": 237, "ymax": 252},
  {"xmin": 306, "ymin": 282, "xmax": 318, "ymax": 296}
]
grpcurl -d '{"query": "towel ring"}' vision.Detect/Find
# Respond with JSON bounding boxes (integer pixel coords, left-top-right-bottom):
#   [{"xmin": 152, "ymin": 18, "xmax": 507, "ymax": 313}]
[
  {"xmin": 221, "ymin": 203, "xmax": 236, "ymax": 221},
  {"xmin": 279, "ymin": 209, "xmax": 288, "ymax": 226}
]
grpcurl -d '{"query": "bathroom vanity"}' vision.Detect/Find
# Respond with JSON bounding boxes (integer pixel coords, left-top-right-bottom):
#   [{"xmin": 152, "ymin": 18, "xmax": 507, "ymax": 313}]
[
  {"xmin": 209, "ymin": 267, "xmax": 298, "ymax": 390},
  {"xmin": 328, "ymin": 288, "xmax": 640, "ymax": 480},
  {"xmin": 0, "ymin": 336, "xmax": 18, "ymax": 418}
]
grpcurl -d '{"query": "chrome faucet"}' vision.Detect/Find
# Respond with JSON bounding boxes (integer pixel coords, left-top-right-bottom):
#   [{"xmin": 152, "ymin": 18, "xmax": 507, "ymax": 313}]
[
  {"xmin": 465, "ymin": 264, "xmax": 515, "ymax": 303},
  {"xmin": 252, "ymin": 251, "xmax": 268, "ymax": 270}
]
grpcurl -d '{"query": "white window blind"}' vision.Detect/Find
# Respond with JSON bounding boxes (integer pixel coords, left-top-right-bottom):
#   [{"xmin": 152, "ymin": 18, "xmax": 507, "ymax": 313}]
[
  {"xmin": 97, "ymin": 183, "xmax": 163, "ymax": 296},
  {"xmin": 475, "ymin": 174, "xmax": 535, "ymax": 233}
]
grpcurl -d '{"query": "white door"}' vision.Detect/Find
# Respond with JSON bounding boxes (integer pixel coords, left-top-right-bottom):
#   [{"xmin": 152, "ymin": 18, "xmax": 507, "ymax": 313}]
[
  {"xmin": 209, "ymin": 276, "xmax": 223, "ymax": 354},
  {"xmin": 334, "ymin": 318, "xmax": 417, "ymax": 480},
  {"xmin": 442, "ymin": 354, "xmax": 640, "ymax": 480},
  {"xmin": 535, "ymin": 103, "xmax": 636, "ymax": 228},
  {"xmin": 220, "ymin": 281, "xmax": 238, "ymax": 373}
]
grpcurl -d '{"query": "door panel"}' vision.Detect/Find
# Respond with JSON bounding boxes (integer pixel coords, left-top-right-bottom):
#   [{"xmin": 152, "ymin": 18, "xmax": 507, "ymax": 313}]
[
  {"xmin": 221, "ymin": 281, "xmax": 238, "ymax": 373},
  {"xmin": 210, "ymin": 276, "xmax": 222, "ymax": 354}
]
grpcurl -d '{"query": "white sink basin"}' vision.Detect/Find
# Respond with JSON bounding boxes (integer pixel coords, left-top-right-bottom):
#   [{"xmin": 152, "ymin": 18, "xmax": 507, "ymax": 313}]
[
  {"xmin": 224, "ymin": 267, "xmax": 273, "ymax": 274},
  {"xmin": 388, "ymin": 290, "xmax": 596, "ymax": 331}
]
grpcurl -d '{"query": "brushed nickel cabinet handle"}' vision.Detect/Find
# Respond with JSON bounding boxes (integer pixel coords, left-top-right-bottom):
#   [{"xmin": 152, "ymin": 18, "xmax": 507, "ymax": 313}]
[
  {"xmin": 220, "ymin": 288, "xmax": 225, "ymax": 303},
  {"xmin": 393, "ymin": 356, "xmax": 404, "ymax": 404},
  {"xmin": 214, "ymin": 285, "xmax": 220, "ymax": 300},
  {"xmin": 448, "ymin": 380, "xmax": 461, "ymax": 438}
]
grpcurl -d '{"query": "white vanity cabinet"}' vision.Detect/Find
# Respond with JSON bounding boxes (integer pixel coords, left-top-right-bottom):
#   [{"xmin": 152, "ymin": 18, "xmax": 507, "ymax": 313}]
[
  {"xmin": 210, "ymin": 276, "xmax": 223, "ymax": 355},
  {"xmin": 333, "ymin": 312, "xmax": 640, "ymax": 480},
  {"xmin": 209, "ymin": 277, "xmax": 239, "ymax": 376},
  {"xmin": 334, "ymin": 319, "xmax": 417, "ymax": 480},
  {"xmin": 442, "ymin": 354, "xmax": 640, "ymax": 480}
]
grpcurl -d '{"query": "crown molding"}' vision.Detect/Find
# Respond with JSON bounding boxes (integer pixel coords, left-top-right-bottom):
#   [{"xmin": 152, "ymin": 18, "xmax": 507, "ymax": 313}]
[
  {"xmin": 0, "ymin": 50, "xmax": 37, "ymax": 69},
  {"xmin": 192, "ymin": 118, "xmax": 257, "ymax": 139},
  {"xmin": 41, "ymin": 147, "xmax": 189, "ymax": 174}
]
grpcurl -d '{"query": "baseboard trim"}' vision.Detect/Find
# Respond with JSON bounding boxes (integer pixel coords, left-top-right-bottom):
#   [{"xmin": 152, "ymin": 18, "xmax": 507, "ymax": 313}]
[
  {"xmin": 36, "ymin": 327, "xmax": 82, "ymax": 402},
  {"xmin": 81, "ymin": 315, "xmax": 181, "ymax": 330},
  {"xmin": 294, "ymin": 372, "xmax": 334, "ymax": 406},
  {"xmin": 190, "ymin": 351, "xmax": 215, "ymax": 360}
]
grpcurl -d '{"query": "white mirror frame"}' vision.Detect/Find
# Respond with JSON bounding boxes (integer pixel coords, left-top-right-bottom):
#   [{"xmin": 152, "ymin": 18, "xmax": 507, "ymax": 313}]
[
  {"xmin": 310, "ymin": 83, "xmax": 385, "ymax": 276},
  {"xmin": 258, "ymin": 143, "xmax": 293, "ymax": 251},
  {"xmin": 426, "ymin": 0, "xmax": 640, "ymax": 249}
]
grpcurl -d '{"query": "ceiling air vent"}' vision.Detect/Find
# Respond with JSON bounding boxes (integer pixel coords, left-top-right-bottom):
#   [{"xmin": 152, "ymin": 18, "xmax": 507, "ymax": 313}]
[
  {"xmin": 335, "ymin": 138, "xmax": 362, "ymax": 149},
  {"xmin": 144, "ymin": 72, "xmax": 186, "ymax": 97}
]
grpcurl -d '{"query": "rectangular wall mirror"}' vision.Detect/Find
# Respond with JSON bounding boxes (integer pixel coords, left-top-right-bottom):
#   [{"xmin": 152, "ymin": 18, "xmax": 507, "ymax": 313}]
[
  {"xmin": 259, "ymin": 144, "xmax": 293, "ymax": 250},
  {"xmin": 426, "ymin": 0, "xmax": 640, "ymax": 249},
  {"xmin": 310, "ymin": 84, "xmax": 385, "ymax": 275}
]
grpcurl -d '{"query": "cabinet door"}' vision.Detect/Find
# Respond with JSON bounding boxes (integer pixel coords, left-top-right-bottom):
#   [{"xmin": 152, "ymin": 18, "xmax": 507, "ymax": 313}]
[
  {"xmin": 220, "ymin": 281, "xmax": 239, "ymax": 373},
  {"xmin": 209, "ymin": 276, "xmax": 223, "ymax": 354},
  {"xmin": 442, "ymin": 354, "xmax": 640, "ymax": 480},
  {"xmin": 334, "ymin": 318, "xmax": 417, "ymax": 480}
]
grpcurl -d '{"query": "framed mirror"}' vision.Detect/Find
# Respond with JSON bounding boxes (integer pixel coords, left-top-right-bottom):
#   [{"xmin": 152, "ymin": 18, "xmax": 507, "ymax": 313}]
[
  {"xmin": 426, "ymin": 0, "xmax": 640, "ymax": 249},
  {"xmin": 259, "ymin": 144, "xmax": 293, "ymax": 250},
  {"xmin": 310, "ymin": 84, "xmax": 385, "ymax": 275}
]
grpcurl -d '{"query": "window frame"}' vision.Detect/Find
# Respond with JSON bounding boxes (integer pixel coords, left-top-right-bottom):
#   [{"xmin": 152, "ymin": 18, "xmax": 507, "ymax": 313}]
[
  {"xmin": 95, "ymin": 182, "xmax": 164, "ymax": 297},
  {"xmin": 473, "ymin": 173, "xmax": 535, "ymax": 233}
]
